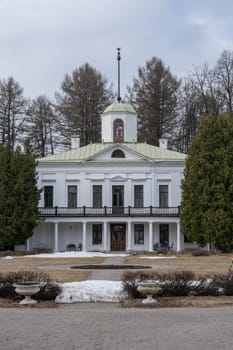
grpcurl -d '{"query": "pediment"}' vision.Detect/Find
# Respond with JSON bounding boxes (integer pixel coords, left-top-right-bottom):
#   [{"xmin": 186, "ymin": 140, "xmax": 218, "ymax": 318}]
[{"xmin": 86, "ymin": 143, "xmax": 150, "ymax": 162}]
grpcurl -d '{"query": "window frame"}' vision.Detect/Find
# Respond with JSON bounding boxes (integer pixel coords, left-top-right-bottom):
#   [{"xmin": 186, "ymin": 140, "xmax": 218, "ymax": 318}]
[
  {"xmin": 113, "ymin": 118, "xmax": 124, "ymax": 142},
  {"xmin": 111, "ymin": 149, "xmax": 125, "ymax": 158},
  {"xmin": 44, "ymin": 186, "xmax": 53, "ymax": 208},
  {"xmin": 92, "ymin": 224, "xmax": 102, "ymax": 245},
  {"xmin": 159, "ymin": 224, "xmax": 169, "ymax": 247},
  {"xmin": 134, "ymin": 224, "xmax": 144, "ymax": 245},
  {"xmin": 93, "ymin": 185, "xmax": 102, "ymax": 208},
  {"xmin": 134, "ymin": 185, "xmax": 144, "ymax": 207},
  {"xmin": 159, "ymin": 184, "xmax": 168, "ymax": 207},
  {"xmin": 68, "ymin": 185, "xmax": 77, "ymax": 208}
]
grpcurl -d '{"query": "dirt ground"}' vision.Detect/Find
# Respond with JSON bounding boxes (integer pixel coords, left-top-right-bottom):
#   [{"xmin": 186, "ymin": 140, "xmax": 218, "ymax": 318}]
[{"xmin": 122, "ymin": 295, "xmax": 233, "ymax": 308}]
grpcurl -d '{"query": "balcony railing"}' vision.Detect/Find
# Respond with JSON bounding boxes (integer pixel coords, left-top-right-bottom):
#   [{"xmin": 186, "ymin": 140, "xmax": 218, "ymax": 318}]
[{"xmin": 39, "ymin": 206, "xmax": 180, "ymax": 218}]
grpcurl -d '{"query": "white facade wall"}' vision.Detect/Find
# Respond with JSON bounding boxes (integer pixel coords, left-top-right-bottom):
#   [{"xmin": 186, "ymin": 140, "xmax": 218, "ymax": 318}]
[
  {"xmin": 38, "ymin": 162, "xmax": 183, "ymax": 208},
  {"xmin": 30, "ymin": 158, "xmax": 186, "ymax": 252}
]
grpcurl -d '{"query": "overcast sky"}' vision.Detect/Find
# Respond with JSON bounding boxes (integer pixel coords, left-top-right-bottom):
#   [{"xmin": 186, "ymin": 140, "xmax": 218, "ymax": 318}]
[{"xmin": 0, "ymin": 0, "xmax": 233, "ymax": 100}]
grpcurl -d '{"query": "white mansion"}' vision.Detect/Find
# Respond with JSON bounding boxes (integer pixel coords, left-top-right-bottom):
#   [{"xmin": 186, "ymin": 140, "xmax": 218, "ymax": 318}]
[{"xmin": 28, "ymin": 103, "xmax": 187, "ymax": 252}]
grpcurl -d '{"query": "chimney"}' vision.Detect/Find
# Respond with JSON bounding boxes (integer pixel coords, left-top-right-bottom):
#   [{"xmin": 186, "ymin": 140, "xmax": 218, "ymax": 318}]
[
  {"xmin": 159, "ymin": 139, "xmax": 168, "ymax": 150},
  {"xmin": 71, "ymin": 136, "xmax": 80, "ymax": 149}
]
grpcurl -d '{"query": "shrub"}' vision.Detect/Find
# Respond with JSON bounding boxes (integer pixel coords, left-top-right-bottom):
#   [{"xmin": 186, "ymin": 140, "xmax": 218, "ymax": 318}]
[
  {"xmin": 192, "ymin": 250, "xmax": 210, "ymax": 256},
  {"xmin": 121, "ymin": 270, "xmax": 233, "ymax": 299},
  {"xmin": 121, "ymin": 270, "xmax": 195, "ymax": 298},
  {"xmin": 194, "ymin": 274, "xmax": 220, "ymax": 296},
  {"xmin": 121, "ymin": 271, "xmax": 144, "ymax": 299},
  {"xmin": 121, "ymin": 271, "xmax": 162, "ymax": 299},
  {"xmin": 159, "ymin": 271, "xmax": 195, "ymax": 297},
  {"xmin": 214, "ymin": 272, "xmax": 233, "ymax": 296},
  {"xmin": 0, "ymin": 270, "xmax": 61, "ymax": 301}
]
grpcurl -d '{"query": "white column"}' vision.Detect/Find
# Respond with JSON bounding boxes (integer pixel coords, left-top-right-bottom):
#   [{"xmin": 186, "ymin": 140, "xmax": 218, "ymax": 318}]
[
  {"xmin": 82, "ymin": 222, "xmax": 87, "ymax": 251},
  {"xmin": 176, "ymin": 221, "xmax": 181, "ymax": 252},
  {"xmin": 103, "ymin": 221, "xmax": 107, "ymax": 251},
  {"xmin": 54, "ymin": 222, "xmax": 58, "ymax": 252},
  {"xmin": 149, "ymin": 222, "xmax": 153, "ymax": 251},
  {"xmin": 127, "ymin": 222, "xmax": 132, "ymax": 251}
]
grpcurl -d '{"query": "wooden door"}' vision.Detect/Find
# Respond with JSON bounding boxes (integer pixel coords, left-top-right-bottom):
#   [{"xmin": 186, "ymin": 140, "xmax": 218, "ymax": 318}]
[{"xmin": 111, "ymin": 224, "xmax": 126, "ymax": 251}]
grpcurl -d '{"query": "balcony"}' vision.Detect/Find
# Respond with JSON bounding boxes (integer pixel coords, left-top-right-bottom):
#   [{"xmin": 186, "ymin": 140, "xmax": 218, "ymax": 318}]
[{"xmin": 39, "ymin": 206, "xmax": 180, "ymax": 218}]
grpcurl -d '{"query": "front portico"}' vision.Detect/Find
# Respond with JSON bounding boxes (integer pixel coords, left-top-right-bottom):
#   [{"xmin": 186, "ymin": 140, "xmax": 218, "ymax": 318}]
[{"xmin": 29, "ymin": 215, "xmax": 182, "ymax": 253}]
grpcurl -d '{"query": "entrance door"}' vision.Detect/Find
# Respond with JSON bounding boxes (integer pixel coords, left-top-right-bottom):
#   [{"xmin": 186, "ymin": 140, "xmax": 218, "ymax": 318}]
[
  {"xmin": 111, "ymin": 224, "xmax": 126, "ymax": 251},
  {"xmin": 112, "ymin": 186, "xmax": 124, "ymax": 214}
]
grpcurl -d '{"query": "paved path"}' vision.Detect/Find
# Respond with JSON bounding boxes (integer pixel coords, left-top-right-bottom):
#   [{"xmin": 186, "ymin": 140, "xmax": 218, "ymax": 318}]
[
  {"xmin": 0, "ymin": 303, "xmax": 233, "ymax": 350},
  {"xmin": 89, "ymin": 255, "xmax": 126, "ymax": 281},
  {"xmin": 45, "ymin": 255, "xmax": 181, "ymax": 281},
  {"xmin": 88, "ymin": 255, "xmax": 180, "ymax": 281}
]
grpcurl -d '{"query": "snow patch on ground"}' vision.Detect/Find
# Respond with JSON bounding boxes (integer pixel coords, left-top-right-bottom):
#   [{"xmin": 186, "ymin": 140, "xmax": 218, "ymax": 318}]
[
  {"xmin": 139, "ymin": 256, "xmax": 177, "ymax": 259},
  {"xmin": 56, "ymin": 280, "xmax": 127, "ymax": 303},
  {"xmin": 24, "ymin": 252, "xmax": 128, "ymax": 258}
]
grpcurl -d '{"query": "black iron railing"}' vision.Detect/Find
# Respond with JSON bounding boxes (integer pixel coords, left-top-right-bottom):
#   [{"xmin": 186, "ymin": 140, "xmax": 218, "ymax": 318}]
[{"xmin": 39, "ymin": 206, "xmax": 180, "ymax": 217}]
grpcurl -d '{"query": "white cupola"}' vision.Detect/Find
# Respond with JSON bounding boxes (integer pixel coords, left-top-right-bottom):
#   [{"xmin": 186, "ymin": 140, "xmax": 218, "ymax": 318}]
[{"xmin": 101, "ymin": 103, "xmax": 137, "ymax": 143}]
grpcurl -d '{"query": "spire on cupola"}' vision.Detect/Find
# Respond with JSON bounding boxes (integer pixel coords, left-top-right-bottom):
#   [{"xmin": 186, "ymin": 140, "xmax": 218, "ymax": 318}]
[
  {"xmin": 101, "ymin": 49, "xmax": 138, "ymax": 143},
  {"xmin": 117, "ymin": 48, "xmax": 121, "ymax": 103}
]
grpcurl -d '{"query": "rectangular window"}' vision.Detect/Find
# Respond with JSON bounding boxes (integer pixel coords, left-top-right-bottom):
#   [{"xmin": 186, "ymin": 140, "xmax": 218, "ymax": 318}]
[
  {"xmin": 134, "ymin": 185, "xmax": 143, "ymax": 207},
  {"xmin": 159, "ymin": 185, "xmax": 168, "ymax": 207},
  {"xmin": 68, "ymin": 185, "xmax": 77, "ymax": 208},
  {"xmin": 44, "ymin": 186, "xmax": 53, "ymax": 208},
  {"xmin": 93, "ymin": 185, "xmax": 102, "ymax": 207},
  {"xmin": 134, "ymin": 224, "xmax": 144, "ymax": 244},
  {"xmin": 159, "ymin": 224, "xmax": 169, "ymax": 247},
  {"xmin": 92, "ymin": 224, "xmax": 102, "ymax": 244}
]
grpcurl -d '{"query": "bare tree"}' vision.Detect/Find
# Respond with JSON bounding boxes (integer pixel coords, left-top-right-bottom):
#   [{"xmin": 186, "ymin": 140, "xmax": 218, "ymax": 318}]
[
  {"xmin": 0, "ymin": 77, "xmax": 27, "ymax": 149},
  {"xmin": 128, "ymin": 57, "xmax": 181, "ymax": 147},
  {"xmin": 176, "ymin": 64, "xmax": 223, "ymax": 153},
  {"xmin": 214, "ymin": 50, "xmax": 233, "ymax": 114},
  {"xmin": 56, "ymin": 63, "xmax": 114, "ymax": 147},
  {"xmin": 25, "ymin": 96, "xmax": 60, "ymax": 157}
]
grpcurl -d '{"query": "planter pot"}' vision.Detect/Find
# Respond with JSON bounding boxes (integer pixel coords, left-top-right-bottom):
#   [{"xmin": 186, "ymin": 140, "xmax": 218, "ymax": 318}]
[
  {"xmin": 13, "ymin": 282, "xmax": 41, "ymax": 304},
  {"xmin": 137, "ymin": 282, "xmax": 161, "ymax": 304}
]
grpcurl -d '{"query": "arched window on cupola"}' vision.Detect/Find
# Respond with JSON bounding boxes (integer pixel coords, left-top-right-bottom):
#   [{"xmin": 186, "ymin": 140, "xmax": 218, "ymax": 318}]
[
  {"xmin": 113, "ymin": 119, "xmax": 124, "ymax": 142},
  {"xmin": 111, "ymin": 149, "xmax": 125, "ymax": 158}
]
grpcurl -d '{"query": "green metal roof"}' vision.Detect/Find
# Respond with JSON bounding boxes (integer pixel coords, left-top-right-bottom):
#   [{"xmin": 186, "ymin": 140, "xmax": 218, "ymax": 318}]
[
  {"xmin": 38, "ymin": 143, "xmax": 186, "ymax": 164},
  {"xmin": 103, "ymin": 103, "xmax": 136, "ymax": 114}
]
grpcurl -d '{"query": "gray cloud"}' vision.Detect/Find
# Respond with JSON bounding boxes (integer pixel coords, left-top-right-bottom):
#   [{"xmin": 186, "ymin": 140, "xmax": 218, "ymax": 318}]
[{"xmin": 0, "ymin": 0, "xmax": 233, "ymax": 99}]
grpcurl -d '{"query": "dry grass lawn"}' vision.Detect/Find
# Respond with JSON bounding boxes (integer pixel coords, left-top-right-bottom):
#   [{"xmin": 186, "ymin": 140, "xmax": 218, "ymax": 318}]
[
  {"xmin": 0, "ymin": 256, "xmax": 104, "ymax": 282},
  {"xmin": 0, "ymin": 253, "xmax": 232, "ymax": 283},
  {"xmin": 126, "ymin": 253, "xmax": 233, "ymax": 275}
]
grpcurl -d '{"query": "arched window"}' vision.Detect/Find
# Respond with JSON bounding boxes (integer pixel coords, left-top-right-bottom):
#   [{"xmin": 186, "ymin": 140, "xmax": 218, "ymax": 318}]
[
  {"xmin": 111, "ymin": 149, "xmax": 125, "ymax": 158},
  {"xmin": 113, "ymin": 119, "xmax": 124, "ymax": 142}
]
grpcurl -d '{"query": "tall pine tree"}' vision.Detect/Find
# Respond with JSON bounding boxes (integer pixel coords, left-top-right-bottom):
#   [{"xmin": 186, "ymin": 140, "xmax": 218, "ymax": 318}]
[
  {"xmin": 56, "ymin": 63, "xmax": 114, "ymax": 147},
  {"xmin": 180, "ymin": 114, "xmax": 233, "ymax": 251},
  {"xmin": 0, "ymin": 142, "xmax": 41, "ymax": 249},
  {"xmin": 128, "ymin": 57, "xmax": 180, "ymax": 147}
]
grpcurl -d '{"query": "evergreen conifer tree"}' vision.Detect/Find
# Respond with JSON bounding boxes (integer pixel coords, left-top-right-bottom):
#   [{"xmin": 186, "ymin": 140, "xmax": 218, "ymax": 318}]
[
  {"xmin": 0, "ymin": 142, "xmax": 41, "ymax": 249},
  {"xmin": 180, "ymin": 114, "xmax": 233, "ymax": 251}
]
